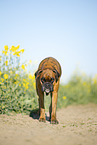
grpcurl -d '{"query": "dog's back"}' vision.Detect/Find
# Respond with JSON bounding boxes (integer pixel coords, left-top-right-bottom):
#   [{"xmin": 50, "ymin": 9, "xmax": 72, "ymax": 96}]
[{"xmin": 38, "ymin": 57, "xmax": 62, "ymax": 76}]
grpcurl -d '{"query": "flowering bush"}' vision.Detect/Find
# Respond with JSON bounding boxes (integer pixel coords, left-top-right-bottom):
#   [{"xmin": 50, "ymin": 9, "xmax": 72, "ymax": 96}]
[
  {"xmin": 58, "ymin": 72, "xmax": 97, "ymax": 108},
  {"xmin": 0, "ymin": 45, "xmax": 37, "ymax": 114}
]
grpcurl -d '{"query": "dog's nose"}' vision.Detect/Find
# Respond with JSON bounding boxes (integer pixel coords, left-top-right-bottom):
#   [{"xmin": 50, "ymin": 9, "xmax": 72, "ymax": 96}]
[{"xmin": 45, "ymin": 83, "xmax": 50, "ymax": 88}]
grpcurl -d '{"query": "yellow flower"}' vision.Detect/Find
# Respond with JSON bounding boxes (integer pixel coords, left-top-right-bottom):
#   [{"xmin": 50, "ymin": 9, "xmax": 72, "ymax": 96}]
[
  {"xmin": 29, "ymin": 60, "xmax": 32, "ymax": 64},
  {"xmin": 2, "ymin": 106, "xmax": 5, "ymax": 109},
  {"xmin": 9, "ymin": 45, "xmax": 23, "ymax": 56},
  {"xmin": 2, "ymin": 50, "xmax": 8, "ymax": 56},
  {"xmin": 29, "ymin": 74, "xmax": 33, "ymax": 79},
  {"xmin": 15, "ymin": 74, "xmax": 19, "ymax": 79},
  {"xmin": 0, "ymin": 56, "xmax": 2, "ymax": 61},
  {"xmin": 4, "ymin": 74, "xmax": 8, "ymax": 79},
  {"xmin": 10, "ymin": 71, "xmax": 13, "ymax": 74},
  {"xmin": 16, "ymin": 53, "xmax": 20, "ymax": 57},
  {"xmin": 93, "ymin": 74, "xmax": 97, "ymax": 84},
  {"xmin": 16, "ymin": 45, "xmax": 20, "ymax": 50},
  {"xmin": 25, "ymin": 85, "xmax": 28, "ymax": 89},
  {"xmin": 4, "ymin": 45, "xmax": 8, "ymax": 51},
  {"xmin": 21, "ymin": 64, "xmax": 25, "ymax": 70},
  {"xmin": 9, "ymin": 46, "xmax": 15, "ymax": 52},
  {"xmin": 10, "ymin": 45, "xmax": 19, "ymax": 52},
  {"xmin": 13, "ymin": 51, "xmax": 20, "ymax": 57},
  {"xmin": 63, "ymin": 96, "xmax": 67, "ymax": 100},
  {"xmin": 25, "ymin": 82, "xmax": 29, "ymax": 85},
  {"xmin": 5, "ymin": 60, "xmax": 8, "ymax": 66},
  {"xmin": 2, "ymin": 51, "xmax": 5, "ymax": 54},
  {"xmin": 19, "ymin": 84, "xmax": 21, "ymax": 87},
  {"xmin": 23, "ymin": 83, "xmax": 29, "ymax": 89},
  {"xmin": 14, "ymin": 81, "xmax": 18, "ymax": 84},
  {"xmin": 83, "ymin": 82, "xmax": 87, "ymax": 86},
  {"xmin": 23, "ymin": 83, "xmax": 26, "ymax": 87},
  {"xmin": 23, "ymin": 79, "xmax": 26, "ymax": 82},
  {"xmin": 0, "ymin": 71, "xmax": 2, "ymax": 76},
  {"xmin": 20, "ymin": 49, "xmax": 24, "ymax": 53},
  {"xmin": 29, "ymin": 74, "xmax": 35, "ymax": 80},
  {"xmin": 16, "ymin": 74, "xmax": 19, "ymax": 77},
  {"xmin": 1, "ymin": 78, "xmax": 4, "ymax": 82}
]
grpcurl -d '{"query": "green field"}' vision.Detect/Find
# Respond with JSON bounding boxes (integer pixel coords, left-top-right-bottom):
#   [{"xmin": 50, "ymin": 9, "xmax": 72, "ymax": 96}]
[{"xmin": 0, "ymin": 45, "xmax": 97, "ymax": 114}]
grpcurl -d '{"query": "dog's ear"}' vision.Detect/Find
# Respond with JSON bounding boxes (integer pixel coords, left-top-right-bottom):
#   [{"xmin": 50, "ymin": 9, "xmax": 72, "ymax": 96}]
[
  {"xmin": 34, "ymin": 69, "xmax": 43, "ymax": 79},
  {"xmin": 53, "ymin": 69, "xmax": 60, "ymax": 82}
]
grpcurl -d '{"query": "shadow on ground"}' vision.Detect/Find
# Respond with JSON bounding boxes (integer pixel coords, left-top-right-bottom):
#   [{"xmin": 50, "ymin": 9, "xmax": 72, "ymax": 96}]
[
  {"xmin": 29, "ymin": 108, "xmax": 39, "ymax": 120},
  {"xmin": 29, "ymin": 108, "xmax": 50, "ymax": 122}
]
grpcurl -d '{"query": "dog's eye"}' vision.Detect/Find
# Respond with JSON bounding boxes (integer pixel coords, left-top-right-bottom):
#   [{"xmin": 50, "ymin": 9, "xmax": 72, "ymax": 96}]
[
  {"xmin": 41, "ymin": 77, "xmax": 46, "ymax": 83},
  {"xmin": 51, "ymin": 78, "xmax": 54, "ymax": 83}
]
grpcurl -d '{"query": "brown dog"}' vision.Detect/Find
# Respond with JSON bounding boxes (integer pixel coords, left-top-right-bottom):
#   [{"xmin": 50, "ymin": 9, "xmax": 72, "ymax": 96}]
[{"xmin": 35, "ymin": 57, "xmax": 62, "ymax": 124}]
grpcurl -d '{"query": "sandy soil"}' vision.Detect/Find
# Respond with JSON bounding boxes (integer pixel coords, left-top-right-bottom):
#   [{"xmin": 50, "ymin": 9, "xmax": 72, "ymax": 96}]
[{"xmin": 0, "ymin": 104, "xmax": 97, "ymax": 145}]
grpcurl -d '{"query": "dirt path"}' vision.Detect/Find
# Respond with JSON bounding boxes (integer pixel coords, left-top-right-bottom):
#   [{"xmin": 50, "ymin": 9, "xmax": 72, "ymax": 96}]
[{"xmin": 0, "ymin": 104, "xmax": 97, "ymax": 145}]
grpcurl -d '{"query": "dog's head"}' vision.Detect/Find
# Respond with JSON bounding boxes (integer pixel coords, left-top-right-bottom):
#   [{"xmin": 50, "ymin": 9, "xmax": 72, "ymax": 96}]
[{"xmin": 35, "ymin": 69, "xmax": 60, "ymax": 95}]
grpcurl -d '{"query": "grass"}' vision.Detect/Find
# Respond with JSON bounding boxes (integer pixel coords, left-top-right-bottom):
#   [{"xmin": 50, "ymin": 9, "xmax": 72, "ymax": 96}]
[{"xmin": 0, "ymin": 45, "xmax": 97, "ymax": 115}]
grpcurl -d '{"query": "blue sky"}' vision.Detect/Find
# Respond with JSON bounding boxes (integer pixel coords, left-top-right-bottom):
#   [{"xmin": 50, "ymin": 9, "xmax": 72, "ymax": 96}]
[{"xmin": 0, "ymin": 0, "xmax": 97, "ymax": 82}]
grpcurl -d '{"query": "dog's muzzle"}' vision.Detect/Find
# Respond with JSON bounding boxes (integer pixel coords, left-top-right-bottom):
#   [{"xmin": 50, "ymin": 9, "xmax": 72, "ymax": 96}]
[{"xmin": 42, "ymin": 82, "xmax": 53, "ymax": 95}]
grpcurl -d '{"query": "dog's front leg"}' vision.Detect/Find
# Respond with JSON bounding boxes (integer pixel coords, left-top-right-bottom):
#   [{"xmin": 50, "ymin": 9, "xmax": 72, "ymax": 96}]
[
  {"xmin": 51, "ymin": 80, "xmax": 60, "ymax": 124},
  {"xmin": 51, "ymin": 91, "xmax": 59, "ymax": 124},
  {"xmin": 39, "ymin": 92, "xmax": 46, "ymax": 122}
]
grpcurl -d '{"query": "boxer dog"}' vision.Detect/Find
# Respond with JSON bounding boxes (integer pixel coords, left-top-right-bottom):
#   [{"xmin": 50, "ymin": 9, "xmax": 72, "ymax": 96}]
[{"xmin": 35, "ymin": 57, "xmax": 62, "ymax": 124}]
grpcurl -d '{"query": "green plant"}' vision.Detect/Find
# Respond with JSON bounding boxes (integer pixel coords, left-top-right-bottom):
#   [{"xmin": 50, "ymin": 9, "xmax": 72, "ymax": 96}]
[{"xmin": 58, "ymin": 73, "xmax": 97, "ymax": 108}]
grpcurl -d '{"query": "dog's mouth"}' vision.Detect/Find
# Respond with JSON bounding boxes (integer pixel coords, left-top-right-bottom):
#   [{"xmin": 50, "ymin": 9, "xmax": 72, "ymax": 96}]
[
  {"xmin": 42, "ymin": 86, "xmax": 52, "ymax": 95},
  {"xmin": 45, "ymin": 89, "xmax": 50, "ymax": 96}
]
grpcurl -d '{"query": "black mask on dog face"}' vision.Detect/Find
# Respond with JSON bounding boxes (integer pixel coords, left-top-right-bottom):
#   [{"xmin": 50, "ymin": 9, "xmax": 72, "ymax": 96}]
[{"xmin": 41, "ymin": 77, "xmax": 54, "ymax": 95}]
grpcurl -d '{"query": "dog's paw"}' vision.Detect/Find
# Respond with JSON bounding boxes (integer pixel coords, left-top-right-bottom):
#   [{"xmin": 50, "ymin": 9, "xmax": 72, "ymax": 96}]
[
  {"xmin": 51, "ymin": 119, "xmax": 59, "ymax": 124},
  {"xmin": 39, "ymin": 117, "xmax": 46, "ymax": 123}
]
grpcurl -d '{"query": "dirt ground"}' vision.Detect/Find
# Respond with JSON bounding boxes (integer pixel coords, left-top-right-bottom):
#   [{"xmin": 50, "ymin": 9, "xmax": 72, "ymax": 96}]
[{"xmin": 0, "ymin": 104, "xmax": 97, "ymax": 145}]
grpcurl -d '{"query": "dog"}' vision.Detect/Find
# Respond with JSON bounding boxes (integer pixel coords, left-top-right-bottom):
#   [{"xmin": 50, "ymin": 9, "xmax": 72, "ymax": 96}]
[{"xmin": 35, "ymin": 57, "xmax": 62, "ymax": 124}]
